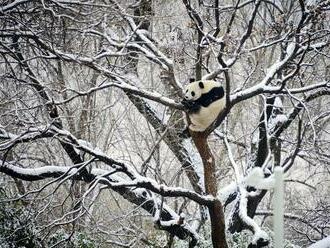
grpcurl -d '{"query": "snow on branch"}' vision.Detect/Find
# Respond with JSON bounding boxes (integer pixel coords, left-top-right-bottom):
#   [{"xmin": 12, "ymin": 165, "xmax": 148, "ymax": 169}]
[
  {"xmin": 98, "ymin": 176, "xmax": 214, "ymax": 206},
  {"xmin": 224, "ymin": 135, "xmax": 270, "ymax": 245},
  {"xmin": 0, "ymin": 126, "xmax": 54, "ymax": 151},
  {"xmin": 0, "ymin": 0, "xmax": 30, "ymax": 12},
  {"xmin": 0, "ymin": 28, "xmax": 180, "ymax": 105},
  {"xmin": 0, "ymin": 159, "xmax": 199, "ymax": 243},
  {"xmin": 0, "ymin": 126, "xmax": 17, "ymax": 140},
  {"xmin": 0, "ymin": 125, "xmax": 213, "ymax": 206},
  {"xmin": 286, "ymin": 81, "xmax": 330, "ymax": 94},
  {"xmin": 245, "ymin": 167, "xmax": 275, "ymax": 190},
  {"xmin": 0, "ymin": 160, "xmax": 81, "ymax": 181},
  {"xmin": 58, "ymin": 129, "xmax": 213, "ymax": 205},
  {"xmin": 230, "ymin": 47, "xmax": 297, "ymax": 105},
  {"xmin": 51, "ymin": 80, "xmax": 183, "ymax": 110},
  {"xmin": 275, "ymin": 89, "xmax": 330, "ymax": 137},
  {"xmin": 230, "ymin": 75, "xmax": 329, "ymax": 108},
  {"xmin": 9, "ymin": 34, "xmax": 181, "ymax": 110}
]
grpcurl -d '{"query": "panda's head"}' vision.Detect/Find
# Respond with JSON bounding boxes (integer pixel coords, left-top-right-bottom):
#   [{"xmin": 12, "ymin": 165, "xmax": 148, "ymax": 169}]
[
  {"xmin": 184, "ymin": 81, "xmax": 204, "ymax": 101},
  {"xmin": 183, "ymin": 80, "xmax": 220, "ymax": 101}
]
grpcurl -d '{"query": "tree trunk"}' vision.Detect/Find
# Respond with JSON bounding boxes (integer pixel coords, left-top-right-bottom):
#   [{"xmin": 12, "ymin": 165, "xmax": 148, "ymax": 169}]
[{"xmin": 191, "ymin": 131, "xmax": 228, "ymax": 248}]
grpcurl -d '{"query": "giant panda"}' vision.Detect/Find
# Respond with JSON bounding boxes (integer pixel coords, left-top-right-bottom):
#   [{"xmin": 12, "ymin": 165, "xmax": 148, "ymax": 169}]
[{"xmin": 182, "ymin": 80, "xmax": 226, "ymax": 132}]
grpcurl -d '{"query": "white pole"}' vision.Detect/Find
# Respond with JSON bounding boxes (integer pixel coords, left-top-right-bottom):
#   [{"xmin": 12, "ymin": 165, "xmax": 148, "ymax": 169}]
[{"xmin": 273, "ymin": 167, "xmax": 284, "ymax": 248}]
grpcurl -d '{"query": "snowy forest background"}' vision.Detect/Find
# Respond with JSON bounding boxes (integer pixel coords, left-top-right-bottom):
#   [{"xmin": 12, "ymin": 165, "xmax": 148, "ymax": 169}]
[{"xmin": 0, "ymin": 0, "xmax": 329, "ymax": 247}]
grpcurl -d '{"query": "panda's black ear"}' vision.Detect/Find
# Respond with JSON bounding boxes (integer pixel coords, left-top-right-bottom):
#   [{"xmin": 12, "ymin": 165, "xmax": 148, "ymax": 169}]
[
  {"xmin": 189, "ymin": 78, "xmax": 195, "ymax": 83},
  {"xmin": 199, "ymin": 82, "xmax": 204, "ymax": 89}
]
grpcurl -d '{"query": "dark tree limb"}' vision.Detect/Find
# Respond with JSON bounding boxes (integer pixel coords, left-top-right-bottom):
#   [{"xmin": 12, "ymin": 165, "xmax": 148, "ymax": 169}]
[{"xmin": 190, "ymin": 131, "xmax": 228, "ymax": 248}]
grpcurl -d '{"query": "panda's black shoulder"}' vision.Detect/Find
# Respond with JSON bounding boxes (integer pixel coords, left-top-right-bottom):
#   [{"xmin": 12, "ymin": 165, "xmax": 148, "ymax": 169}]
[{"xmin": 196, "ymin": 86, "xmax": 224, "ymax": 107}]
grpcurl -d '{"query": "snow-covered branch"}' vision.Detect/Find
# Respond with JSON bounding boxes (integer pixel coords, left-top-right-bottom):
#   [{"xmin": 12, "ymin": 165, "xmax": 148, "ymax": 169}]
[
  {"xmin": 0, "ymin": 0, "xmax": 31, "ymax": 12},
  {"xmin": 0, "ymin": 159, "xmax": 199, "ymax": 243},
  {"xmin": 224, "ymin": 135, "xmax": 270, "ymax": 246},
  {"xmin": 0, "ymin": 125, "xmax": 212, "ymax": 206},
  {"xmin": 53, "ymin": 80, "xmax": 183, "ymax": 110},
  {"xmin": 1, "ymin": 0, "xmax": 329, "ymax": 246}
]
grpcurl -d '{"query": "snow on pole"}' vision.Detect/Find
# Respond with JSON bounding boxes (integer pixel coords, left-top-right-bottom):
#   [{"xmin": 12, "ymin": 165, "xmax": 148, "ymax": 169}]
[
  {"xmin": 245, "ymin": 166, "xmax": 286, "ymax": 246},
  {"xmin": 273, "ymin": 167, "xmax": 284, "ymax": 248}
]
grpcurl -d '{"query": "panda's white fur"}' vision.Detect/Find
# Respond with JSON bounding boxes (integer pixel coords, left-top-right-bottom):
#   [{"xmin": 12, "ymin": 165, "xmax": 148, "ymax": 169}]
[{"xmin": 182, "ymin": 80, "xmax": 225, "ymax": 132}]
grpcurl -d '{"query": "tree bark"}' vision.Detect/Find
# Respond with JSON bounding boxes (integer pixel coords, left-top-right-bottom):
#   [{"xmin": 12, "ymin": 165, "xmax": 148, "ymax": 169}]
[{"xmin": 191, "ymin": 131, "xmax": 228, "ymax": 248}]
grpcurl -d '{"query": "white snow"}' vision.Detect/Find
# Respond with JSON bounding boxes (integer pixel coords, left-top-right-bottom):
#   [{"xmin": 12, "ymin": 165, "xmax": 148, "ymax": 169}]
[
  {"xmin": 0, "ymin": 128, "xmax": 17, "ymax": 140},
  {"xmin": 251, "ymin": 229, "xmax": 269, "ymax": 244},
  {"xmin": 245, "ymin": 167, "xmax": 275, "ymax": 190},
  {"xmin": 269, "ymin": 114, "xmax": 288, "ymax": 131},
  {"xmin": 245, "ymin": 167, "xmax": 264, "ymax": 185},
  {"xmin": 273, "ymin": 97, "xmax": 283, "ymax": 108},
  {"xmin": 225, "ymin": 136, "xmax": 270, "ymax": 244},
  {"xmin": 159, "ymin": 219, "xmax": 179, "ymax": 226},
  {"xmin": 273, "ymin": 114, "xmax": 287, "ymax": 124},
  {"xmin": 308, "ymin": 237, "xmax": 330, "ymax": 248},
  {"xmin": 238, "ymin": 184, "xmax": 270, "ymax": 244},
  {"xmin": 286, "ymin": 42, "xmax": 296, "ymax": 56},
  {"xmin": 131, "ymin": 188, "xmax": 149, "ymax": 198},
  {"xmin": 69, "ymin": 168, "xmax": 78, "ymax": 175},
  {"xmin": 0, "ymin": 162, "xmax": 70, "ymax": 176},
  {"xmin": 289, "ymin": 81, "xmax": 327, "ymax": 94},
  {"xmin": 77, "ymin": 139, "xmax": 93, "ymax": 148},
  {"xmin": 263, "ymin": 60, "xmax": 286, "ymax": 84},
  {"xmin": 218, "ymin": 182, "xmax": 237, "ymax": 203},
  {"xmin": 1, "ymin": 0, "xmax": 29, "ymax": 11}
]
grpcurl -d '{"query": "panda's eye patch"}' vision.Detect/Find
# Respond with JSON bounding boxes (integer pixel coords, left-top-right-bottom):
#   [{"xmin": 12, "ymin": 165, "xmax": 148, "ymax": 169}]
[
  {"xmin": 191, "ymin": 91, "xmax": 195, "ymax": 97},
  {"xmin": 185, "ymin": 89, "xmax": 188, "ymax": 93}
]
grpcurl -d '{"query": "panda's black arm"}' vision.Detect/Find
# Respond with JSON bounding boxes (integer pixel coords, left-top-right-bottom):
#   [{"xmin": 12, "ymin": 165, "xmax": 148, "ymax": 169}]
[
  {"xmin": 197, "ymin": 86, "xmax": 225, "ymax": 107},
  {"xmin": 181, "ymin": 99, "xmax": 201, "ymax": 114}
]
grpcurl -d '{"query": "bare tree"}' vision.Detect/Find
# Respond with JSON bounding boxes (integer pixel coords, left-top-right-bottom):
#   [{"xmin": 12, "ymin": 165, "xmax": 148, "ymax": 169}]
[{"xmin": 0, "ymin": 0, "xmax": 329, "ymax": 247}]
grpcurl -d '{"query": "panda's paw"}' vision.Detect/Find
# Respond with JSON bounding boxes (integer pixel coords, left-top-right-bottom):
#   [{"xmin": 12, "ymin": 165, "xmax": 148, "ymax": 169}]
[
  {"xmin": 181, "ymin": 99, "xmax": 193, "ymax": 109},
  {"xmin": 182, "ymin": 100, "xmax": 200, "ymax": 113}
]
